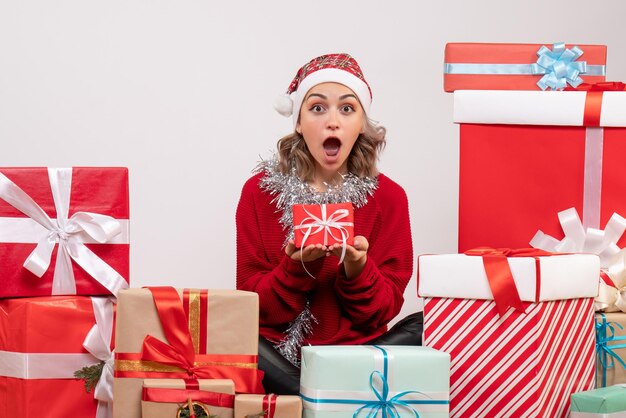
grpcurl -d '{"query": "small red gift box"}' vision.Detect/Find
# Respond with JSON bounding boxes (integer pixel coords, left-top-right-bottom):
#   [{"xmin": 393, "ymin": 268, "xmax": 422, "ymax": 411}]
[
  {"xmin": 0, "ymin": 167, "xmax": 130, "ymax": 297},
  {"xmin": 293, "ymin": 203, "xmax": 354, "ymax": 248},
  {"xmin": 444, "ymin": 42, "xmax": 607, "ymax": 92},
  {"xmin": 0, "ymin": 295, "xmax": 115, "ymax": 418},
  {"xmin": 454, "ymin": 87, "xmax": 626, "ymax": 253}
]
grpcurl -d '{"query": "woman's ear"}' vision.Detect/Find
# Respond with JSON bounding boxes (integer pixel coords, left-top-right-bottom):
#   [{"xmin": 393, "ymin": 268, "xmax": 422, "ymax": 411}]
[{"xmin": 296, "ymin": 122, "xmax": 302, "ymax": 135}]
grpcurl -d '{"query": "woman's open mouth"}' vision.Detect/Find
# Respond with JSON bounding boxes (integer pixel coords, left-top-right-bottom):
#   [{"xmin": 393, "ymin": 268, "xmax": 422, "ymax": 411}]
[{"xmin": 323, "ymin": 137, "xmax": 341, "ymax": 157}]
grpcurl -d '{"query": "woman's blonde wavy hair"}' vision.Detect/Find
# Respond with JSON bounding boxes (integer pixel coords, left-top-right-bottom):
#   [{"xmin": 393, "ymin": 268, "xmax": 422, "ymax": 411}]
[{"xmin": 276, "ymin": 118, "xmax": 386, "ymax": 181}]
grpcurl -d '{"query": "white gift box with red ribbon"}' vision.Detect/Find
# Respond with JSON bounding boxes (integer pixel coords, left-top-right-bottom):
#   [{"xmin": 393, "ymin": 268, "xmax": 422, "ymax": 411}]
[{"xmin": 418, "ymin": 251, "xmax": 599, "ymax": 417}]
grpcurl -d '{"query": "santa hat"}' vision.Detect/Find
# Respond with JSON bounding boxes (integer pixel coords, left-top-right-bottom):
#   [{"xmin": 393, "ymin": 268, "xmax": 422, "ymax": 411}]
[{"xmin": 274, "ymin": 53, "xmax": 373, "ymax": 127}]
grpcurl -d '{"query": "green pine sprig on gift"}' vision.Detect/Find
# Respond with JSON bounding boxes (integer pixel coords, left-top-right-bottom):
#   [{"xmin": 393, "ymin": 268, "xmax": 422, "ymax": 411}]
[
  {"xmin": 177, "ymin": 403, "xmax": 217, "ymax": 418},
  {"xmin": 74, "ymin": 361, "xmax": 105, "ymax": 393},
  {"xmin": 245, "ymin": 411, "xmax": 268, "ymax": 418}
]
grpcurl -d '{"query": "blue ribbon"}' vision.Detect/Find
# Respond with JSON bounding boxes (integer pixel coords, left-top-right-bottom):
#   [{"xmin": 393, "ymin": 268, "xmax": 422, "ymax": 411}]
[
  {"xmin": 352, "ymin": 346, "xmax": 421, "ymax": 418},
  {"xmin": 443, "ymin": 42, "xmax": 606, "ymax": 91},
  {"xmin": 300, "ymin": 345, "xmax": 448, "ymax": 417},
  {"xmin": 533, "ymin": 43, "xmax": 586, "ymax": 90},
  {"xmin": 595, "ymin": 313, "xmax": 626, "ymax": 388}
]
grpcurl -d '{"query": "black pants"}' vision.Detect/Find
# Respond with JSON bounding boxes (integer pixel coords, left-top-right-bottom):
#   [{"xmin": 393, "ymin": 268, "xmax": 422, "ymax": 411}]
[{"xmin": 257, "ymin": 311, "xmax": 423, "ymax": 395}]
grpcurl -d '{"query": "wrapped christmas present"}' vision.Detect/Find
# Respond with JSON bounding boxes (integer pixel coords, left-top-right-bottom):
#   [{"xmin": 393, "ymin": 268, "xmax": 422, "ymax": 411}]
[
  {"xmin": 300, "ymin": 345, "xmax": 450, "ymax": 418},
  {"xmin": 0, "ymin": 296, "xmax": 115, "ymax": 417},
  {"xmin": 141, "ymin": 379, "xmax": 235, "ymax": 418},
  {"xmin": 454, "ymin": 84, "xmax": 626, "ymax": 253},
  {"xmin": 0, "ymin": 167, "xmax": 129, "ymax": 297},
  {"xmin": 235, "ymin": 394, "xmax": 302, "ymax": 418},
  {"xmin": 443, "ymin": 42, "xmax": 606, "ymax": 91},
  {"xmin": 293, "ymin": 203, "xmax": 354, "ymax": 248},
  {"xmin": 418, "ymin": 250, "xmax": 600, "ymax": 417},
  {"xmin": 570, "ymin": 384, "xmax": 626, "ymax": 417},
  {"xmin": 113, "ymin": 287, "xmax": 264, "ymax": 418}
]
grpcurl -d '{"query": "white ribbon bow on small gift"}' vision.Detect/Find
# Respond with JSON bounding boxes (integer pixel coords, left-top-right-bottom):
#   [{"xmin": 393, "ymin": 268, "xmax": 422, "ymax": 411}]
[
  {"xmin": 0, "ymin": 168, "xmax": 128, "ymax": 296},
  {"xmin": 530, "ymin": 207, "xmax": 626, "ymax": 311},
  {"xmin": 83, "ymin": 297, "xmax": 115, "ymax": 418}
]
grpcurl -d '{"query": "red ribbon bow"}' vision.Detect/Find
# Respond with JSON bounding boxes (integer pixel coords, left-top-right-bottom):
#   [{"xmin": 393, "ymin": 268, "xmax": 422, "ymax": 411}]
[
  {"xmin": 565, "ymin": 81, "xmax": 626, "ymax": 127},
  {"xmin": 464, "ymin": 247, "xmax": 554, "ymax": 317}
]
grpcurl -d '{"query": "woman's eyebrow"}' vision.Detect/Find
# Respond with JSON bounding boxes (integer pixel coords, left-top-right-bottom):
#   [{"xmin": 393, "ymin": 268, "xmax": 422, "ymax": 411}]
[
  {"xmin": 339, "ymin": 94, "xmax": 358, "ymax": 100},
  {"xmin": 306, "ymin": 93, "xmax": 327, "ymax": 100}
]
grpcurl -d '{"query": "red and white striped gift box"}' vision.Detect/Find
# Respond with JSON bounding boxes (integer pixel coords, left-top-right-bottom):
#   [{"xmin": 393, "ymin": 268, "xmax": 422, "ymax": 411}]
[{"xmin": 418, "ymin": 252, "xmax": 600, "ymax": 418}]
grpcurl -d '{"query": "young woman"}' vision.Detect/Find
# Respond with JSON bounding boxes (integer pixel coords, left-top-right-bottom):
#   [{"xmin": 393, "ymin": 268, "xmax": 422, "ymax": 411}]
[{"xmin": 236, "ymin": 53, "xmax": 422, "ymax": 394}]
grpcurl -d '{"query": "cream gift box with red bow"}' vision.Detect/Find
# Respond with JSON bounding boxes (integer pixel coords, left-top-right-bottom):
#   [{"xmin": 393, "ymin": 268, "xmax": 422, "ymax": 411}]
[{"xmin": 0, "ymin": 167, "xmax": 129, "ymax": 297}]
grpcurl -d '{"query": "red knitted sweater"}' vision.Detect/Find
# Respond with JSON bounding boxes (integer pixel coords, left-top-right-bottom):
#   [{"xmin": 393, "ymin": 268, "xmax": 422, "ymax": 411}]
[{"xmin": 236, "ymin": 172, "xmax": 413, "ymax": 345}]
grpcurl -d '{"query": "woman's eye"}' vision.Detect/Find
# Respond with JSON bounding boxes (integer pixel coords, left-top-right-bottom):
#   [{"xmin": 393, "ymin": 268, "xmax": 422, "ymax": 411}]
[
  {"xmin": 311, "ymin": 104, "xmax": 324, "ymax": 112},
  {"xmin": 341, "ymin": 105, "xmax": 354, "ymax": 113}
]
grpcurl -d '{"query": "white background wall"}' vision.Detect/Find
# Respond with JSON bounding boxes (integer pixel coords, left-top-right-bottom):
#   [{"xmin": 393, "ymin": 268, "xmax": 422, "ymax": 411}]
[{"xmin": 1, "ymin": 0, "xmax": 625, "ymax": 323}]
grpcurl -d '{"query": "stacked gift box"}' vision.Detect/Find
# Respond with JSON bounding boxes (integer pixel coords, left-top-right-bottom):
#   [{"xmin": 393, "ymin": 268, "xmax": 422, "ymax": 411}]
[
  {"xmin": 424, "ymin": 41, "xmax": 626, "ymax": 417},
  {"xmin": 0, "ymin": 167, "xmax": 129, "ymax": 417}
]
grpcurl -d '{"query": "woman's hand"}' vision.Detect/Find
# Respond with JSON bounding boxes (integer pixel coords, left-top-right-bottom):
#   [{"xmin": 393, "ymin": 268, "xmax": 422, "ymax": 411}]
[
  {"xmin": 285, "ymin": 240, "xmax": 328, "ymax": 262},
  {"xmin": 327, "ymin": 235, "xmax": 368, "ymax": 279}
]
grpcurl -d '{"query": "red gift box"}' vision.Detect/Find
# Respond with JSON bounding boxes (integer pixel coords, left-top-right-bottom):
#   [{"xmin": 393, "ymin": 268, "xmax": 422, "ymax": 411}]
[
  {"xmin": 455, "ymin": 88, "xmax": 626, "ymax": 254},
  {"xmin": 293, "ymin": 203, "xmax": 354, "ymax": 248},
  {"xmin": 418, "ymin": 253, "xmax": 599, "ymax": 418},
  {"xmin": 0, "ymin": 296, "xmax": 115, "ymax": 418},
  {"xmin": 444, "ymin": 42, "xmax": 607, "ymax": 92},
  {"xmin": 0, "ymin": 167, "xmax": 130, "ymax": 297}
]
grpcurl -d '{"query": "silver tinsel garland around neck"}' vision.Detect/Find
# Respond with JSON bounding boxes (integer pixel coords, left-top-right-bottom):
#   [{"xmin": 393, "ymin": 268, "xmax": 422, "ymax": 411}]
[
  {"xmin": 256, "ymin": 157, "xmax": 378, "ymax": 242},
  {"xmin": 255, "ymin": 156, "xmax": 379, "ymax": 367}
]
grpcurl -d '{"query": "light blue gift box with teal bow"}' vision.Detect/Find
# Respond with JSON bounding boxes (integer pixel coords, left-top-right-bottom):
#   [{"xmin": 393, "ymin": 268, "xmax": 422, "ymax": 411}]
[{"xmin": 300, "ymin": 345, "xmax": 450, "ymax": 418}]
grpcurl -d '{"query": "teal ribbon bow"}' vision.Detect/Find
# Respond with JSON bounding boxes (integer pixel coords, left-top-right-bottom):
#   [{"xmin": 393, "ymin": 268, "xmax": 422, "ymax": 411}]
[
  {"xmin": 533, "ymin": 42, "xmax": 587, "ymax": 90},
  {"xmin": 595, "ymin": 313, "xmax": 626, "ymax": 387},
  {"xmin": 353, "ymin": 371, "xmax": 420, "ymax": 418},
  {"xmin": 352, "ymin": 346, "xmax": 422, "ymax": 418}
]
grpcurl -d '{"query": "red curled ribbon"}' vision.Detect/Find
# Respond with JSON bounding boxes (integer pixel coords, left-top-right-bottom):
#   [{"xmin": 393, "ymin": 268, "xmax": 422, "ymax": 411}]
[
  {"xmin": 141, "ymin": 386, "xmax": 235, "ymax": 407},
  {"xmin": 263, "ymin": 394, "xmax": 278, "ymax": 418},
  {"xmin": 565, "ymin": 81, "xmax": 626, "ymax": 127},
  {"xmin": 464, "ymin": 248, "xmax": 554, "ymax": 317}
]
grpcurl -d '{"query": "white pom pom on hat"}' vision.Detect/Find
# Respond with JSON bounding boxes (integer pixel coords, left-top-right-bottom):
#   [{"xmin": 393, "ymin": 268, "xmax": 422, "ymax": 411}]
[
  {"xmin": 273, "ymin": 94, "xmax": 294, "ymax": 117},
  {"xmin": 275, "ymin": 53, "xmax": 373, "ymax": 128}
]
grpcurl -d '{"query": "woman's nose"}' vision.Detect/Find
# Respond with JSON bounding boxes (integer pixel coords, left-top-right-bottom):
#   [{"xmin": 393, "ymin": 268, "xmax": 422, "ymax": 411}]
[{"xmin": 326, "ymin": 110, "xmax": 340, "ymax": 129}]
